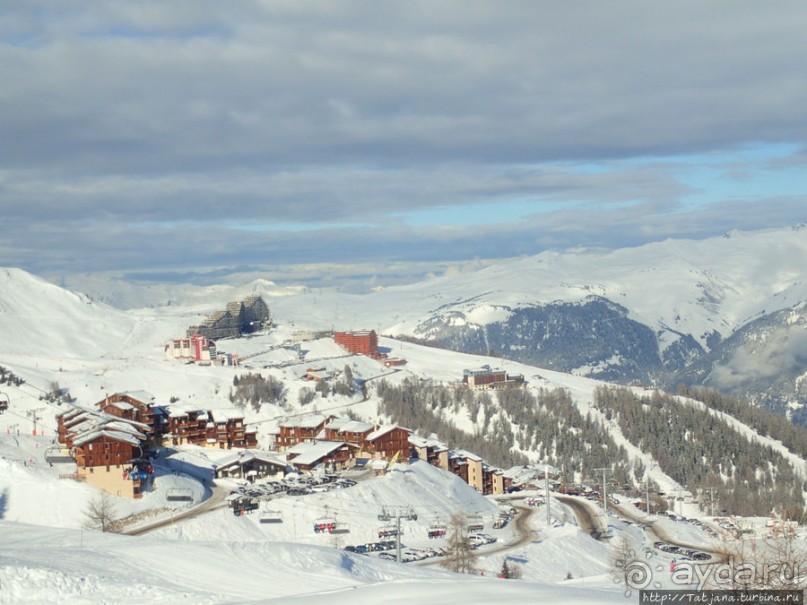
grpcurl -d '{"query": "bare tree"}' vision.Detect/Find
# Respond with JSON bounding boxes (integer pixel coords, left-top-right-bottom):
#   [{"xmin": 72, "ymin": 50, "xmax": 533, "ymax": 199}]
[
  {"xmin": 611, "ymin": 534, "xmax": 637, "ymax": 590},
  {"xmin": 440, "ymin": 511, "xmax": 478, "ymax": 574},
  {"xmin": 708, "ymin": 527, "xmax": 807, "ymax": 591},
  {"xmin": 83, "ymin": 492, "xmax": 117, "ymax": 532}
]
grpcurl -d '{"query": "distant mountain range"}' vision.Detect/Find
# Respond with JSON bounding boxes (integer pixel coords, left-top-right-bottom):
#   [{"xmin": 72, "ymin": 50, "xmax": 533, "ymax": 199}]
[
  {"xmin": 376, "ymin": 225, "xmax": 807, "ymax": 424},
  {"xmin": 11, "ymin": 224, "xmax": 807, "ymax": 424}
]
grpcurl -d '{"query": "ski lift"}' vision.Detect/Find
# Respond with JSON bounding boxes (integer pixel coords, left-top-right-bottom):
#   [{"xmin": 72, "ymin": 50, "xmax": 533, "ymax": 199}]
[
  {"xmin": 0, "ymin": 393, "xmax": 9, "ymax": 414},
  {"xmin": 166, "ymin": 487, "xmax": 193, "ymax": 502},
  {"xmin": 260, "ymin": 510, "xmax": 284, "ymax": 524},
  {"xmin": 331, "ymin": 522, "xmax": 350, "ymax": 535},
  {"xmin": 44, "ymin": 446, "xmax": 74, "ymax": 465},
  {"xmin": 467, "ymin": 515, "xmax": 484, "ymax": 533},
  {"xmin": 313, "ymin": 517, "xmax": 337, "ymax": 533},
  {"xmin": 377, "ymin": 525, "xmax": 398, "ymax": 538},
  {"xmin": 427, "ymin": 519, "xmax": 447, "ymax": 539}
]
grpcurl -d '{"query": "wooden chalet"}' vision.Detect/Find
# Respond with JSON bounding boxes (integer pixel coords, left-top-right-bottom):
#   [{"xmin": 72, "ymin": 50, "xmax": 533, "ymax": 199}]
[
  {"xmin": 163, "ymin": 405, "xmax": 257, "ymax": 449},
  {"xmin": 67, "ymin": 414, "xmax": 153, "ymax": 499},
  {"xmin": 285, "ymin": 440, "xmax": 356, "ymax": 472},
  {"xmin": 213, "ymin": 450, "xmax": 290, "ymax": 481},
  {"xmin": 364, "ymin": 424, "xmax": 411, "ymax": 460},
  {"xmin": 322, "ymin": 418, "xmax": 374, "ymax": 447},
  {"xmin": 276, "ymin": 414, "xmax": 332, "ymax": 450},
  {"xmin": 96, "ymin": 391, "xmax": 168, "ymax": 441}
]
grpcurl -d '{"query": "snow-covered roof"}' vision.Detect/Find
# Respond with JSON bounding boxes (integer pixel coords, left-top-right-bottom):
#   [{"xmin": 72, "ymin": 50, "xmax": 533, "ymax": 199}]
[
  {"xmin": 215, "ymin": 449, "xmax": 288, "ymax": 471},
  {"xmin": 67, "ymin": 412, "xmax": 150, "ymax": 438},
  {"xmin": 280, "ymin": 414, "xmax": 326, "ymax": 429},
  {"xmin": 118, "ymin": 390, "xmax": 155, "ymax": 404},
  {"xmin": 287, "ymin": 441, "xmax": 347, "ymax": 467},
  {"xmin": 106, "ymin": 400, "xmax": 134, "ymax": 411},
  {"xmin": 451, "ymin": 449, "xmax": 482, "ymax": 462},
  {"xmin": 408, "ymin": 435, "xmax": 448, "ymax": 450},
  {"xmin": 324, "ymin": 417, "xmax": 351, "ymax": 431},
  {"xmin": 338, "ymin": 420, "xmax": 374, "ymax": 434},
  {"xmin": 208, "ymin": 408, "xmax": 244, "ymax": 423},
  {"xmin": 72, "ymin": 429, "xmax": 143, "ymax": 448},
  {"xmin": 366, "ymin": 424, "xmax": 410, "ymax": 442}
]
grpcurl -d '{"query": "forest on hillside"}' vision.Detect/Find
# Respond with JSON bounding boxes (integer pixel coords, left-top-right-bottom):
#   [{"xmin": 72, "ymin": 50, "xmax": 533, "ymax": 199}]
[{"xmin": 593, "ymin": 386, "xmax": 806, "ymax": 519}]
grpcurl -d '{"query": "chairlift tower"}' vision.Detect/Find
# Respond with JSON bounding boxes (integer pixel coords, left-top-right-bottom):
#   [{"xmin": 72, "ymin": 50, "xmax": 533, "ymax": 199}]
[
  {"xmin": 378, "ymin": 506, "xmax": 418, "ymax": 563},
  {"xmin": 27, "ymin": 408, "xmax": 45, "ymax": 436},
  {"xmin": 593, "ymin": 466, "xmax": 611, "ymax": 518}
]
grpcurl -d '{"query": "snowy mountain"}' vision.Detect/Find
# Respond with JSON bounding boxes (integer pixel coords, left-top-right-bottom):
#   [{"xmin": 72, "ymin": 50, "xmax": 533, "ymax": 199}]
[
  {"xmin": 62, "ymin": 225, "xmax": 804, "ymax": 421},
  {"xmin": 1, "ymin": 263, "xmax": 806, "ymax": 602},
  {"xmin": 265, "ymin": 225, "xmax": 807, "ymax": 423}
]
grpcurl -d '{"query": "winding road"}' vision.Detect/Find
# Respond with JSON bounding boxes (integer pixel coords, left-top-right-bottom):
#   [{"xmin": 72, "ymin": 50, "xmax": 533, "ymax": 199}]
[{"xmin": 123, "ymin": 482, "xmax": 230, "ymax": 536}]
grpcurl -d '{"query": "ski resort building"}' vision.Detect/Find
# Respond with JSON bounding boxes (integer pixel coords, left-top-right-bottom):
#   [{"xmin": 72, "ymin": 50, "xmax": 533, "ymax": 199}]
[
  {"xmin": 333, "ymin": 330, "xmax": 380, "ymax": 358},
  {"xmin": 186, "ymin": 295, "xmax": 272, "ymax": 340},
  {"xmin": 276, "ymin": 414, "xmax": 333, "ymax": 450},
  {"xmin": 213, "ymin": 450, "xmax": 290, "ymax": 481},
  {"xmin": 163, "ymin": 405, "xmax": 257, "ymax": 449},
  {"xmin": 365, "ymin": 424, "xmax": 411, "ymax": 460},
  {"xmin": 462, "ymin": 366, "xmax": 525, "ymax": 390},
  {"xmin": 449, "ymin": 450, "xmax": 484, "ymax": 493},
  {"xmin": 285, "ymin": 440, "xmax": 356, "ymax": 472},
  {"xmin": 56, "ymin": 409, "xmax": 153, "ymax": 499},
  {"xmin": 322, "ymin": 418, "xmax": 375, "ymax": 446},
  {"xmin": 409, "ymin": 435, "xmax": 450, "ymax": 470},
  {"xmin": 165, "ymin": 334, "xmax": 216, "ymax": 363}
]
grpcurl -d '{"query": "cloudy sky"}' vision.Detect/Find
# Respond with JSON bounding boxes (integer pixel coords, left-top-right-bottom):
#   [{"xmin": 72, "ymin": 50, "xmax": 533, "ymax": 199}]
[{"xmin": 2, "ymin": 1, "xmax": 806, "ymax": 287}]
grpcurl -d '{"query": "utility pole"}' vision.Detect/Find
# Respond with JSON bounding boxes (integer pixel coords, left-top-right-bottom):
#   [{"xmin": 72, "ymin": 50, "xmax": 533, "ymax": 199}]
[
  {"xmin": 27, "ymin": 408, "xmax": 45, "ymax": 436},
  {"xmin": 378, "ymin": 506, "xmax": 418, "ymax": 563},
  {"xmin": 594, "ymin": 467, "xmax": 610, "ymax": 517},
  {"xmin": 545, "ymin": 464, "xmax": 551, "ymax": 526}
]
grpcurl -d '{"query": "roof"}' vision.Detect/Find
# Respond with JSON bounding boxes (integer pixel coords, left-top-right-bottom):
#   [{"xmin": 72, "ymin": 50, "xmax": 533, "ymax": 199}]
[
  {"xmin": 208, "ymin": 408, "xmax": 245, "ymax": 422},
  {"xmin": 279, "ymin": 414, "xmax": 326, "ymax": 429},
  {"xmin": 338, "ymin": 420, "xmax": 374, "ymax": 434},
  {"xmin": 287, "ymin": 440, "xmax": 348, "ymax": 467},
  {"xmin": 324, "ymin": 417, "xmax": 351, "ymax": 431},
  {"xmin": 118, "ymin": 390, "xmax": 155, "ymax": 404},
  {"xmin": 450, "ymin": 449, "xmax": 482, "ymax": 462},
  {"xmin": 73, "ymin": 428, "xmax": 144, "ymax": 448},
  {"xmin": 106, "ymin": 400, "xmax": 134, "ymax": 411},
  {"xmin": 215, "ymin": 449, "xmax": 288, "ymax": 471},
  {"xmin": 366, "ymin": 424, "xmax": 410, "ymax": 442},
  {"xmin": 67, "ymin": 412, "xmax": 151, "ymax": 438},
  {"xmin": 167, "ymin": 404, "xmax": 211, "ymax": 419},
  {"xmin": 408, "ymin": 435, "xmax": 448, "ymax": 451}
]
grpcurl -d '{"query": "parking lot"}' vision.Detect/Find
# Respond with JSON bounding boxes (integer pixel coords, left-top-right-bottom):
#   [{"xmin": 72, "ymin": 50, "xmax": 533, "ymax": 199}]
[{"xmin": 229, "ymin": 474, "xmax": 358, "ymax": 501}]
